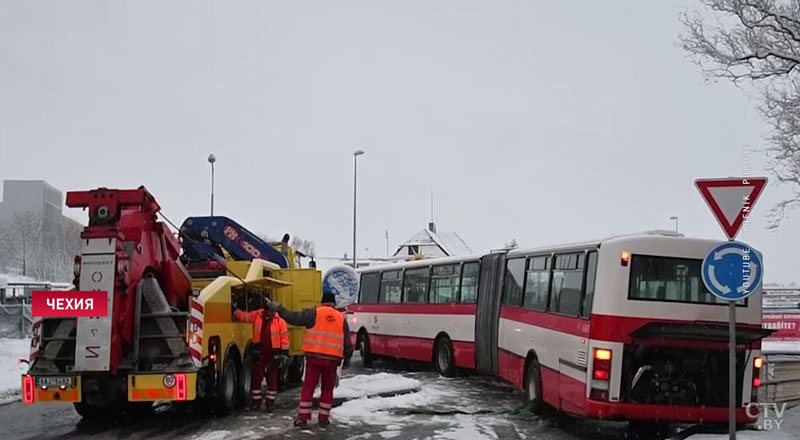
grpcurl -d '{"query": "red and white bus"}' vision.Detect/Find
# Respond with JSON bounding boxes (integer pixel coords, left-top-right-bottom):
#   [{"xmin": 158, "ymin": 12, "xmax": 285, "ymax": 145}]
[{"xmin": 347, "ymin": 231, "xmax": 770, "ymax": 424}]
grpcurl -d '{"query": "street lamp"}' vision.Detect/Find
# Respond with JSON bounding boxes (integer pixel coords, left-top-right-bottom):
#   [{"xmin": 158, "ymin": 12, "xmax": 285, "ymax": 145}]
[
  {"xmin": 352, "ymin": 150, "xmax": 365, "ymax": 268},
  {"xmin": 670, "ymin": 216, "xmax": 678, "ymax": 233},
  {"xmin": 208, "ymin": 154, "xmax": 216, "ymax": 216}
]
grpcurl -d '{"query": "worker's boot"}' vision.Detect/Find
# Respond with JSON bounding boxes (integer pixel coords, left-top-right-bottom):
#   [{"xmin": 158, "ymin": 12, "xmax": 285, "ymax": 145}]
[
  {"xmin": 248, "ymin": 401, "xmax": 261, "ymax": 412},
  {"xmin": 293, "ymin": 419, "xmax": 307, "ymax": 428},
  {"xmin": 318, "ymin": 419, "xmax": 330, "ymax": 427}
]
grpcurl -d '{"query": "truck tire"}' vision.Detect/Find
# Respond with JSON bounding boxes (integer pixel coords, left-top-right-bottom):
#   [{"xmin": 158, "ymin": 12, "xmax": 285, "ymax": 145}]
[
  {"xmin": 238, "ymin": 349, "xmax": 254, "ymax": 408},
  {"xmin": 73, "ymin": 402, "xmax": 112, "ymax": 419},
  {"xmin": 216, "ymin": 356, "xmax": 237, "ymax": 415}
]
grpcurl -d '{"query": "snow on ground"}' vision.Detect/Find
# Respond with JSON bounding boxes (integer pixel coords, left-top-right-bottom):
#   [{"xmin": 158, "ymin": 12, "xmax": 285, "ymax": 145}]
[
  {"xmin": 188, "ymin": 430, "xmax": 231, "ymax": 440},
  {"xmin": 315, "ymin": 372, "xmax": 421, "ymax": 400},
  {"xmin": 686, "ymin": 405, "xmax": 800, "ymax": 440},
  {"xmin": 430, "ymin": 414, "xmax": 503, "ymax": 440},
  {"xmin": 0, "ymin": 338, "xmax": 29, "ymax": 404},
  {"xmin": 332, "ymin": 379, "xmax": 457, "ymax": 426}
]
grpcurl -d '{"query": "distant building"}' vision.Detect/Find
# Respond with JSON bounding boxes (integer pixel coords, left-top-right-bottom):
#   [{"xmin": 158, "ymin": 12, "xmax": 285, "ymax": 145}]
[
  {"xmin": 394, "ymin": 222, "xmax": 472, "ymax": 258},
  {"xmin": 0, "ymin": 180, "xmax": 82, "ymax": 232}
]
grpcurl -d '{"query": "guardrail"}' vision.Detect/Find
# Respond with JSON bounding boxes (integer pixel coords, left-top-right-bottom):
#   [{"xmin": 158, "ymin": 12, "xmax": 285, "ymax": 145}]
[{"xmin": 761, "ymin": 352, "xmax": 800, "ymax": 406}]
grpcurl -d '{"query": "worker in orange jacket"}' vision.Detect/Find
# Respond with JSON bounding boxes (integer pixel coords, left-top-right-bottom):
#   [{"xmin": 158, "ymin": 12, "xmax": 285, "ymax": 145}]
[
  {"xmin": 267, "ymin": 290, "xmax": 352, "ymax": 427},
  {"xmin": 234, "ymin": 306, "xmax": 290, "ymax": 410}
]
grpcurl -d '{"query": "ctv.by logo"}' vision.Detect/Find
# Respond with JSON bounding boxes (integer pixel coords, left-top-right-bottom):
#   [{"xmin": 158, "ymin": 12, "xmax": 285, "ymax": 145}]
[{"xmin": 744, "ymin": 402, "xmax": 788, "ymax": 431}]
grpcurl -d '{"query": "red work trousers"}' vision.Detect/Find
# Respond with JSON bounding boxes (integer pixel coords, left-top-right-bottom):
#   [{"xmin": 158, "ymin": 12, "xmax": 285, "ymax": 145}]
[
  {"xmin": 251, "ymin": 343, "xmax": 279, "ymax": 406},
  {"xmin": 298, "ymin": 356, "xmax": 339, "ymax": 422}
]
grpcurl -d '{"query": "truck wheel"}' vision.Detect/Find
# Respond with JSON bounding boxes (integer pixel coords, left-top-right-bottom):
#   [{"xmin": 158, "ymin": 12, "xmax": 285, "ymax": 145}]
[
  {"xmin": 434, "ymin": 336, "xmax": 455, "ymax": 377},
  {"xmin": 216, "ymin": 356, "xmax": 237, "ymax": 415},
  {"xmin": 238, "ymin": 350, "xmax": 254, "ymax": 408},
  {"xmin": 526, "ymin": 359, "xmax": 543, "ymax": 414},
  {"xmin": 288, "ymin": 356, "xmax": 304, "ymax": 383},
  {"xmin": 73, "ymin": 402, "xmax": 111, "ymax": 419},
  {"xmin": 359, "ymin": 331, "xmax": 373, "ymax": 368}
]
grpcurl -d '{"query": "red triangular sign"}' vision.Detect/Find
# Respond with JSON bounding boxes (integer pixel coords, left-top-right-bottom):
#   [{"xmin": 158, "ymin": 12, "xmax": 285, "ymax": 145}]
[{"xmin": 695, "ymin": 177, "xmax": 768, "ymax": 240}]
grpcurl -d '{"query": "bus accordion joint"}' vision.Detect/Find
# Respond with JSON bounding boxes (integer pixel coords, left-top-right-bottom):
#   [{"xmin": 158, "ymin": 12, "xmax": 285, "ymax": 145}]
[{"xmin": 591, "ymin": 349, "xmax": 612, "ymax": 401}]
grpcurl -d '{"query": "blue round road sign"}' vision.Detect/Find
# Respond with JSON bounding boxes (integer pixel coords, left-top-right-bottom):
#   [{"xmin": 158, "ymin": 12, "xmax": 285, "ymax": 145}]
[
  {"xmin": 322, "ymin": 266, "xmax": 360, "ymax": 308},
  {"xmin": 701, "ymin": 241, "xmax": 763, "ymax": 301}
]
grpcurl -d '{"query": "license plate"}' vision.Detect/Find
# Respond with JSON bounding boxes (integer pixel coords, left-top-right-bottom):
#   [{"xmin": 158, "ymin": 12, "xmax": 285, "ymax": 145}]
[{"xmin": 35, "ymin": 376, "xmax": 74, "ymax": 388}]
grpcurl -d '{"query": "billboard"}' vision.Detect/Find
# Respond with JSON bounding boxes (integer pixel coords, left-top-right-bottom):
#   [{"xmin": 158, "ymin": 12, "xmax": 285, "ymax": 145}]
[
  {"xmin": 763, "ymin": 312, "xmax": 800, "ymax": 342},
  {"xmin": 763, "ymin": 288, "xmax": 800, "ymax": 309}
]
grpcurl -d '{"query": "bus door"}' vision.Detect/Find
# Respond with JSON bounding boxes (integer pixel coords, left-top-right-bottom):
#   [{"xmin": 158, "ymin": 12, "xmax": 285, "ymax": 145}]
[{"xmin": 474, "ymin": 252, "xmax": 506, "ymax": 375}]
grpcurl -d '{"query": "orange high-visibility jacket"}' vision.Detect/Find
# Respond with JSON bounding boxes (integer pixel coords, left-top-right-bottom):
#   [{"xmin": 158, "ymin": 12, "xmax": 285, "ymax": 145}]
[
  {"xmin": 234, "ymin": 309, "xmax": 265, "ymax": 343},
  {"xmin": 234, "ymin": 309, "xmax": 289, "ymax": 350},
  {"xmin": 301, "ymin": 306, "xmax": 345, "ymax": 359},
  {"xmin": 271, "ymin": 314, "xmax": 290, "ymax": 351}
]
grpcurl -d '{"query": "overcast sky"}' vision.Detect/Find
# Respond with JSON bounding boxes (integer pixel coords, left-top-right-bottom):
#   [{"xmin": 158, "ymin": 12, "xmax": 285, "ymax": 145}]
[{"xmin": 0, "ymin": 1, "xmax": 797, "ymax": 283}]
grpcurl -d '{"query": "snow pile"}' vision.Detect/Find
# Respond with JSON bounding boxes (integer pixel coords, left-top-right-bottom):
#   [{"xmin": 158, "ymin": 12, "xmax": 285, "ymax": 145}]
[
  {"xmin": 315, "ymin": 372, "xmax": 421, "ymax": 400},
  {"xmin": 0, "ymin": 338, "xmax": 30, "ymax": 404},
  {"xmin": 332, "ymin": 381, "xmax": 457, "ymax": 426}
]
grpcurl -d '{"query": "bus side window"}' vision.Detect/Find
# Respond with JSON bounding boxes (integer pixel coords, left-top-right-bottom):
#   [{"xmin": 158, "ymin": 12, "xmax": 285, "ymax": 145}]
[
  {"xmin": 404, "ymin": 267, "xmax": 430, "ymax": 303},
  {"xmin": 380, "ymin": 271, "xmax": 402, "ymax": 304},
  {"xmin": 581, "ymin": 252, "xmax": 598, "ymax": 318},
  {"xmin": 502, "ymin": 258, "xmax": 526, "ymax": 308},
  {"xmin": 523, "ymin": 256, "xmax": 549, "ymax": 311},
  {"xmin": 550, "ymin": 253, "xmax": 583, "ymax": 316},
  {"xmin": 359, "ymin": 272, "xmax": 381, "ymax": 304},
  {"xmin": 431, "ymin": 264, "xmax": 459, "ymax": 303},
  {"xmin": 460, "ymin": 262, "xmax": 479, "ymax": 303}
]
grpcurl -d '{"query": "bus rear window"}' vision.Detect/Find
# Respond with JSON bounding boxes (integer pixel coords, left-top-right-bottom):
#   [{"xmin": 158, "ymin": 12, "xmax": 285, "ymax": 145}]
[{"xmin": 628, "ymin": 254, "xmax": 744, "ymax": 306}]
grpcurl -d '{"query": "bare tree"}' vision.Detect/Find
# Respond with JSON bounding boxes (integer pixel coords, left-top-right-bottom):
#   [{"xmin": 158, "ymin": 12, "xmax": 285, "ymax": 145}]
[
  {"xmin": 0, "ymin": 213, "xmax": 81, "ymax": 281},
  {"xmin": 0, "ymin": 212, "xmax": 42, "ymax": 277},
  {"xmin": 290, "ymin": 236, "xmax": 316, "ymax": 258},
  {"xmin": 681, "ymin": 0, "xmax": 800, "ymax": 227}
]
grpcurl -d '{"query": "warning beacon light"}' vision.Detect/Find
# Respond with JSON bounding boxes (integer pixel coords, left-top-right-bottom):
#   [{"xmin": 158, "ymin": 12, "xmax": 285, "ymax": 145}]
[{"xmin": 621, "ymin": 251, "xmax": 630, "ymax": 266}]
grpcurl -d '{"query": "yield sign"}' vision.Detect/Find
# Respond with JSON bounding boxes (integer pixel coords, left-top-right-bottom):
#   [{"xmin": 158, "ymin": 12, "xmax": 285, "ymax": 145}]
[{"xmin": 695, "ymin": 177, "xmax": 768, "ymax": 240}]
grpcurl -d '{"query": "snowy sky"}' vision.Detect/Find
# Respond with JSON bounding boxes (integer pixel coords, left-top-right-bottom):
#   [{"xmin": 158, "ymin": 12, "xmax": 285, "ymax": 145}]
[{"xmin": 0, "ymin": 1, "xmax": 797, "ymax": 283}]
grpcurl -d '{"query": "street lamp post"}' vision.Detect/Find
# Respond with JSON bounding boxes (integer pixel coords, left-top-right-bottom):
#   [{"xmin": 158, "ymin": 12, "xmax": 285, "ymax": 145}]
[
  {"xmin": 670, "ymin": 216, "xmax": 678, "ymax": 233},
  {"xmin": 352, "ymin": 150, "xmax": 365, "ymax": 269},
  {"xmin": 208, "ymin": 154, "xmax": 216, "ymax": 216}
]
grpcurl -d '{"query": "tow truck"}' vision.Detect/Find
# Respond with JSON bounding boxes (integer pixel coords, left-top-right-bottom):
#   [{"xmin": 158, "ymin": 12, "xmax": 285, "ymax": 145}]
[{"xmin": 21, "ymin": 186, "xmax": 320, "ymax": 418}]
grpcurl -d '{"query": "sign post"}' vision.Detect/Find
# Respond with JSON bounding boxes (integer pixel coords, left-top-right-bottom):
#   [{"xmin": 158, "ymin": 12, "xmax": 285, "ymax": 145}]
[{"xmin": 695, "ymin": 177, "xmax": 767, "ymax": 440}]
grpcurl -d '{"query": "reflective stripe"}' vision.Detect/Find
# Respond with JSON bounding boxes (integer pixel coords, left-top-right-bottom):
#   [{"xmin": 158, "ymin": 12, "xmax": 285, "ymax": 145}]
[
  {"xmin": 307, "ymin": 340, "xmax": 344, "ymax": 350},
  {"xmin": 298, "ymin": 408, "xmax": 312, "ymax": 414},
  {"xmin": 305, "ymin": 329, "xmax": 344, "ymax": 340},
  {"xmin": 299, "ymin": 401, "xmax": 312, "ymax": 407},
  {"xmin": 319, "ymin": 402, "xmax": 332, "ymax": 409},
  {"xmin": 319, "ymin": 409, "xmax": 330, "ymax": 416}
]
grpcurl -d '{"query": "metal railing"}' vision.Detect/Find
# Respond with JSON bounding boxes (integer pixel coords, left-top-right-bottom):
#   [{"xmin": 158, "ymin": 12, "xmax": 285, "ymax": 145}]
[{"xmin": 761, "ymin": 352, "xmax": 800, "ymax": 406}]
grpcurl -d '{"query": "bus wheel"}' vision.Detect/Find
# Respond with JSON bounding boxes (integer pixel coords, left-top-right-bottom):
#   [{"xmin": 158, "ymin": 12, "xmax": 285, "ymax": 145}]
[
  {"xmin": 526, "ymin": 359, "xmax": 543, "ymax": 414},
  {"xmin": 359, "ymin": 331, "xmax": 373, "ymax": 368},
  {"xmin": 434, "ymin": 336, "xmax": 455, "ymax": 377},
  {"xmin": 216, "ymin": 356, "xmax": 238, "ymax": 415}
]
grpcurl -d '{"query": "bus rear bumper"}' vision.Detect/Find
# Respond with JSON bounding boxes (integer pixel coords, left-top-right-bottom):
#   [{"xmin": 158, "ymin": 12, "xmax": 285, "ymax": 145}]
[{"xmin": 584, "ymin": 400, "xmax": 757, "ymax": 424}]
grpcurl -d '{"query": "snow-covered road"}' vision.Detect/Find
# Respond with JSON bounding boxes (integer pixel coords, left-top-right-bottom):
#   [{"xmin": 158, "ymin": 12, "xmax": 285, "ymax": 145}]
[{"xmin": 1, "ymin": 351, "xmax": 798, "ymax": 440}]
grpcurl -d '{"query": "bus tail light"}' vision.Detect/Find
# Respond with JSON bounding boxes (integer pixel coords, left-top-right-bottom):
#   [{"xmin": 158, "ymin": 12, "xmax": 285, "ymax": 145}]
[
  {"xmin": 590, "ymin": 349, "xmax": 612, "ymax": 401},
  {"xmin": 752, "ymin": 356, "xmax": 762, "ymax": 402},
  {"xmin": 176, "ymin": 374, "xmax": 187, "ymax": 401},
  {"xmin": 620, "ymin": 252, "xmax": 630, "ymax": 266},
  {"xmin": 23, "ymin": 375, "xmax": 34, "ymax": 404}
]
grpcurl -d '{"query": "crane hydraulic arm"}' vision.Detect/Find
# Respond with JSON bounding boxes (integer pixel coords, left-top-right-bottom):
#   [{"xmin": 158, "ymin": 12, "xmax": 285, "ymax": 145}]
[{"xmin": 179, "ymin": 216, "xmax": 289, "ymax": 269}]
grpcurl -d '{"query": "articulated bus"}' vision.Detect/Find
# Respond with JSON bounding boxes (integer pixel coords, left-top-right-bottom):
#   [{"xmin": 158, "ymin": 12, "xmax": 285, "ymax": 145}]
[{"xmin": 347, "ymin": 231, "xmax": 770, "ymax": 424}]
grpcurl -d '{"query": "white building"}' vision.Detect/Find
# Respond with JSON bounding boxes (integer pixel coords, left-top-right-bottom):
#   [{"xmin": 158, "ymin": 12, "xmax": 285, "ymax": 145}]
[{"xmin": 393, "ymin": 222, "xmax": 472, "ymax": 258}]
